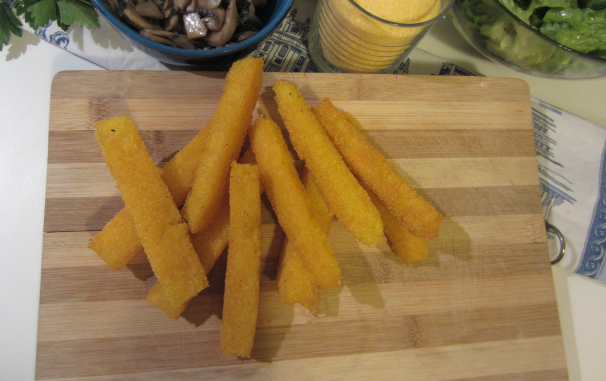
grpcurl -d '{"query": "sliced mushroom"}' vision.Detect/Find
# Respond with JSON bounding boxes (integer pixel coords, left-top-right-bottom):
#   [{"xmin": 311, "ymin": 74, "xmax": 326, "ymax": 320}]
[
  {"xmin": 171, "ymin": 35, "xmax": 197, "ymax": 49},
  {"xmin": 200, "ymin": 16, "xmax": 219, "ymax": 31},
  {"xmin": 183, "ymin": 12, "xmax": 209, "ymax": 39},
  {"xmin": 174, "ymin": 0, "xmax": 191, "ymax": 11},
  {"xmin": 185, "ymin": 0, "xmax": 196, "ymax": 12},
  {"xmin": 121, "ymin": 0, "xmax": 265, "ymax": 50},
  {"xmin": 150, "ymin": 0, "xmax": 169, "ymax": 10},
  {"xmin": 233, "ymin": 30, "xmax": 256, "ymax": 42},
  {"xmin": 140, "ymin": 29, "xmax": 178, "ymax": 46},
  {"xmin": 162, "ymin": 6, "xmax": 174, "ymax": 18},
  {"xmin": 197, "ymin": 0, "xmax": 210, "ymax": 11},
  {"xmin": 206, "ymin": 0, "xmax": 222, "ymax": 8},
  {"xmin": 202, "ymin": 0, "xmax": 237, "ymax": 47},
  {"xmin": 135, "ymin": 0, "xmax": 165, "ymax": 19},
  {"xmin": 123, "ymin": 3, "xmax": 162, "ymax": 30},
  {"xmin": 145, "ymin": 29, "xmax": 178, "ymax": 38},
  {"xmin": 161, "ymin": 0, "xmax": 173, "ymax": 11},
  {"xmin": 201, "ymin": 7, "xmax": 225, "ymax": 29},
  {"xmin": 199, "ymin": 7, "xmax": 225, "ymax": 31},
  {"xmin": 162, "ymin": 13, "xmax": 180, "ymax": 30}
]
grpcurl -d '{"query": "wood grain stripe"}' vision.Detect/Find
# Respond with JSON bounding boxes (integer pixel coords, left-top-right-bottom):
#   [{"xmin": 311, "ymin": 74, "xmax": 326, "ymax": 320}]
[
  {"xmin": 35, "ymin": 335, "xmax": 564, "ymax": 380},
  {"xmin": 38, "ymin": 302, "xmax": 560, "ymax": 359},
  {"xmin": 39, "ymin": 242, "xmax": 553, "ymax": 304},
  {"xmin": 43, "ymin": 185, "xmax": 541, "ymax": 232},
  {"xmin": 39, "ymin": 266, "xmax": 556, "ymax": 314},
  {"xmin": 49, "ymin": 99, "xmax": 532, "ymax": 132},
  {"xmin": 447, "ymin": 370, "xmax": 569, "ymax": 381},
  {"xmin": 44, "ymin": 158, "xmax": 540, "ymax": 199},
  {"xmin": 42, "ymin": 231, "xmax": 552, "ymax": 289},
  {"xmin": 47, "ymin": 129, "xmax": 535, "ymax": 164},
  {"xmin": 41, "ymin": 215, "xmax": 548, "ymax": 273},
  {"xmin": 38, "ymin": 368, "xmax": 569, "ymax": 381},
  {"xmin": 50, "ymin": 72, "xmax": 531, "ymax": 102}
]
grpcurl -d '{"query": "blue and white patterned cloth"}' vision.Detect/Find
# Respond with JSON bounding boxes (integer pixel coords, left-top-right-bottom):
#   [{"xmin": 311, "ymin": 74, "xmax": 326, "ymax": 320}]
[
  {"xmin": 23, "ymin": 0, "xmax": 606, "ymax": 282},
  {"xmin": 533, "ymin": 101, "xmax": 606, "ymax": 281}
]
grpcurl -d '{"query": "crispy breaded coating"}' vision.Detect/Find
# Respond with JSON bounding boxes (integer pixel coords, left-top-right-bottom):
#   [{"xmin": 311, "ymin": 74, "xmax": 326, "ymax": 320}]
[
  {"xmin": 88, "ymin": 57, "xmax": 259, "ymax": 270},
  {"xmin": 88, "ymin": 208, "xmax": 141, "ymax": 270},
  {"xmin": 368, "ymin": 189, "xmax": 429, "ymax": 264},
  {"xmin": 146, "ymin": 196, "xmax": 230, "ymax": 319},
  {"xmin": 161, "ymin": 126, "xmax": 213, "ymax": 207},
  {"xmin": 146, "ymin": 282, "xmax": 189, "ymax": 320},
  {"xmin": 89, "ymin": 167, "xmax": 164, "ymax": 269},
  {"xmin": 221, "ymin": 163, "xmax": 261, "ymax": 358},
  {"xmin": 273, "ymin": 81, "xmax": 383, "ymax": 246},
  {"xmin": 250, "ymin": 115, "xmax": 341, "ymax": 289},
  {"xmin": 313, "ymin": 99, "xmax": 442, "ymax": 240},
  {"xmin": 147, "ymin": 151, "xmax": 256, "ymax": 319},
  {"xmin": 95, "ymin": 115, "xmax": 207, "ymax": 306},
  {"xmin": 276, "ymin": 168, "xmax": 333, "ymax": 308},
  {"xmin": 191, "ymin": 194, "xmax": 231, "ymax": 272},
  {"xmin": 181, "ymin": 57, "xmax": 264, "ymax": 234},
  {"xmin": 88, "ymin": 128, "xmax": 211, "ymax": 270},
  {"xmin": 147, "ymin": 197, "xmax": 229, "ymax": 318}
]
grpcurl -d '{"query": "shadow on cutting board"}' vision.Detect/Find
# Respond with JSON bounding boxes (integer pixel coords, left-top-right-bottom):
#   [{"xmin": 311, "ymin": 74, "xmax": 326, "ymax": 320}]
[
  {"xmin": 181, "ymin": 250, "xmax": 228, "ymax": 326},
  {"xmin": 346, "ymin": 113, "xmax": 473, "ymax": 267},
  {"xmin": 126, "ymin": 249, "xmax": 154, "ymax": 281},
  {"xmin": 250, "ymin": 221, "xmax": 296, "ymax": 362}
]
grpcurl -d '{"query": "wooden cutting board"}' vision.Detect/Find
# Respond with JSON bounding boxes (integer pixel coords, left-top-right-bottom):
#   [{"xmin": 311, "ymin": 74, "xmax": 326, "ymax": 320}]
[{"xmin": 38, "ymin": 72, "xmax": 568, "ymax": 380}]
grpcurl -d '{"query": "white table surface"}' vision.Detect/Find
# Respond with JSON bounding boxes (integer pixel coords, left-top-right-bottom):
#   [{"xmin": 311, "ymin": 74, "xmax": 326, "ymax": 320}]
[{"xmin": 1, "ymin": 16, "xmax": 605, "ymax": 381}]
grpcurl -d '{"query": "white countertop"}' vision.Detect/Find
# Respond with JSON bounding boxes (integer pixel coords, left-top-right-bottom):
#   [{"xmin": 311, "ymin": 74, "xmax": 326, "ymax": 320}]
[{"xmin": 1, "ymin": 16, "xmax": 605, "ymax": 380}]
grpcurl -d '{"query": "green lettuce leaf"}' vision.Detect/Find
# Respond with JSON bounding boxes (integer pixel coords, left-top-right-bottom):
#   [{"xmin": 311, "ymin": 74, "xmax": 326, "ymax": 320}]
[{"xmin": 540, "ymin": 8, "xmax": 606, "ymax": 53}]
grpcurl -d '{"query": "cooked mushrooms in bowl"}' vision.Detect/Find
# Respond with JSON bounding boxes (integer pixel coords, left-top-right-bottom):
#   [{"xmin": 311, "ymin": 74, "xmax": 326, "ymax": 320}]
[
  {"xmin": 111, "ymin": 0, "xmax": 267, "ymax": 49},
  {"xmin": 93, "ymin": 0, "xmax": 293, "ymax": 64}
]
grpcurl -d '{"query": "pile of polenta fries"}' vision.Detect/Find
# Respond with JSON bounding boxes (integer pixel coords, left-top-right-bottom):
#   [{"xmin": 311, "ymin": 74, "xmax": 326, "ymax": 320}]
[{"xmin": 89, "ymin": 56, "xmax": 442, "ymax": 358}]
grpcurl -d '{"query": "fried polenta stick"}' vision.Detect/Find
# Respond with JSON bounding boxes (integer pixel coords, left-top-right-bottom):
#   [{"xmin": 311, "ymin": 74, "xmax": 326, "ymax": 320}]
[
  {"xmin": 88, "ymin": 125, "xmax": 212, "ymax": 270},
  {"xmin": 147, "ymin": 149, "xmax": 257, "ymax": 319},
  {"xmin": 160, "ymin": 125, "xmax": 213, "ymax": 207},
  {"xmin": 146, "ymin": 193, "xmax": 232, "ymax": 318},
  {"xmin": 250, "ymin": 115, "xmax": 341, "ymax": 289},
  {"xmin": 368, "ymin": 189, "xmax": 429, "ymax": 264},
  {"xmin": 89, "ymin": 167, "xmax": 166, "ymax": 269},
  {"xmin": 313, "ymin": 99, "xmax": 442, "ymax": 240},
  {"xmin": 95, "ymin": 115, "xmax": 207, "ymax": 306},
  {"xmin": 88, "ymin": 208, "xmax": 141, "ymax": 271},
  {"xmin": 273, "ymin": 81, "xmax": 383, "ymax": 247},
  {"xmin": 221, "ymin": 162, "xmax": 261, "ymax": 358},
  {"xmin": 89, "ymin": 57, "xmax": 259, "ymax": 270},
  {"xmin": 181, "ymin": 57, "xmax": 264, "ymax": 234},
  {"xmin": 276, "ymin": 168, "xmax": 333, "ymax": 308},
  {"xmin": 146, "ymin": 282, "xmax": 189, "ymax": 320}
]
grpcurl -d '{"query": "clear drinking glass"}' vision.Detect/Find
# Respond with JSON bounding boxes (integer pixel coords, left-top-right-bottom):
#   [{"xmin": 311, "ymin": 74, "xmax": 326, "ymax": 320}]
[{"xmin": 308, "ymin": 0, "xmax": 454, "ymax": 73}]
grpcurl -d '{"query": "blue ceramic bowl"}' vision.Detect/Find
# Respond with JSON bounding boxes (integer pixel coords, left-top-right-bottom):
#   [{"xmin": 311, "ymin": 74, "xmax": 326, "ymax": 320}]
[{"xmin": 93, "ymin": 0, "xmax": 294, "ymax": 66}]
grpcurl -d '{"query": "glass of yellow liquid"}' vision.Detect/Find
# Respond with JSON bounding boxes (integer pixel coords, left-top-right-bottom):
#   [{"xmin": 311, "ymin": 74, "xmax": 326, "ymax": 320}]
[{"xmin": 309, "ymin": 0, "xmax": 454, "ymax": 73}]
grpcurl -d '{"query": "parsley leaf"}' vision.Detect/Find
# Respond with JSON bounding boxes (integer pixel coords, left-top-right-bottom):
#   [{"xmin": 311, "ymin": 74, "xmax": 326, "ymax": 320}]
[
  {"xmin": 0, "ymin": 2, "xmax": 23, "ymax": 51},
  {"xmin": 1, "ymin": 0, "xmax": 98, "ymax": 51},
  {"xmin": 237, "ymin": 0, "xmax": 251, "ymax": 26},
  {"xmin": 15, "ymin": 0, "xmax": 40, "ymax": 28},
  {"xmin": 57, "ymin": 0, "xmax": 99, "ymax": 29},
  {"xmin": 27, "ymin": 0, "xmax": 57, "ymax": 28}
]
